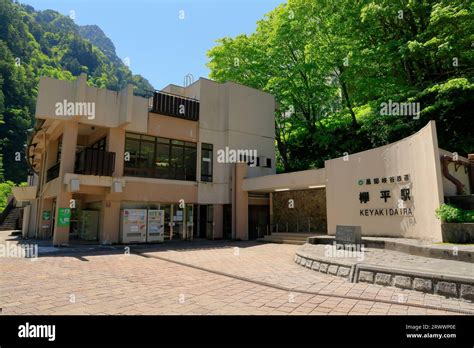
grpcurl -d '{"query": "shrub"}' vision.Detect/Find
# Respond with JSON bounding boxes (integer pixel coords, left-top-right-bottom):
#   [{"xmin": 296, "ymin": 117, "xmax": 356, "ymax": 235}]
[
  {"xmin": 436, "ymin": 203, "xmax": 474, "ymax": 223},
  {"xmin": 463, "ymin": 210, "xmax": 474, "ymax": 223},
  {"xmin": 0, "ymin": 181, "xmax": 16, "ymax": 212}
]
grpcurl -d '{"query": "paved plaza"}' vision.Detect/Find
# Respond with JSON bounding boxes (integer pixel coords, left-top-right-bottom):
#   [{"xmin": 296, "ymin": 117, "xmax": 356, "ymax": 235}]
[{"xmin": 0, "ymin": 235, "xmax": 473, "ymax": 315}]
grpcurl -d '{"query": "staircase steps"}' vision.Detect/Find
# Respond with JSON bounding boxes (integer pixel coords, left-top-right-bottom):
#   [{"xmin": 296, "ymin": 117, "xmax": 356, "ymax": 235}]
[
  {"xmin": 0, "ymin": 207, "xmax": 20, "ymax": 231},
  {"xmin": 257, "ymin": 232, "xmax": 320, "ymax": 245}
]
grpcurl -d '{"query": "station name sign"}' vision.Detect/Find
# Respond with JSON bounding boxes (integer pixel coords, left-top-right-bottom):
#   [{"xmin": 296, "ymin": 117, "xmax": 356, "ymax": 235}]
[
  {"xmin": 357, "ymin": 173, "xmax": 413, "ymax": 217},
  {"xmin": 360, "ymin": 207, "xmax": 413, "ymax": 216}
]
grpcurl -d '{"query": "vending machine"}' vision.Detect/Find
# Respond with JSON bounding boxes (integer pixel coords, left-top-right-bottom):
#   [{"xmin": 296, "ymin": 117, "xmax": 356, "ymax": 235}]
[
  {"xmin": 121, "ymin": 209, "xmax": 147, "ymax": 243},
  {"xmin": 147, "ymin": 210, "xmax": 164, "ymax": 243}
]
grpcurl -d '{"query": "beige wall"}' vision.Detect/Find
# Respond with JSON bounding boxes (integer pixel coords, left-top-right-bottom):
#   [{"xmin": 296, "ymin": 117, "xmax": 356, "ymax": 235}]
[
  {"xmin": 243, "ymin": 168, "xmax": 326, "ymax": 192},
  {"xmin": 35, "ymin": 75, "xmax": 148, "ymax": 132},
  {"xmin": 326, "ymin": 121, "xmax": 444, "ymax": 242},
  {"xmin": 27, "ymin": 74, "xmax": 279, "ymax": 243},
  {"xmin": 147, "ymin": 114, "xmax": 198, "ymax": 142},
  {"xmin": 232, "ymin": 163, "xmax": 248, "ymax": 240},
  {"xmin": 122, "ymin": 178, "xmax": 198, "ymax": 204}
]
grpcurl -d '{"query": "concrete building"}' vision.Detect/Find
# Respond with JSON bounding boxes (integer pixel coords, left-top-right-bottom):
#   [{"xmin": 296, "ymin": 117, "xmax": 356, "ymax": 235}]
[
  {"xmin": 13, "ymin": 74, "xmax": 473, "ymax": 245},
  {"xmin": 15, "ymin": 74, "xmax": 275, "ymax": 245}
]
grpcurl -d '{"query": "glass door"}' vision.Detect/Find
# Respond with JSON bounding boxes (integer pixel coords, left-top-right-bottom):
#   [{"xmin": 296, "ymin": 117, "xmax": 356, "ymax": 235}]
[
  {"xmin": 173, "ymin": 205, "xmax": 184, "ymax": 239},
  {"xmin": 162, "ymin": 204, "xmax": 172, "ymax": 240},
  {"xmin": 185, "ymin": 204, "xmax": 194, "ymax": 240}
]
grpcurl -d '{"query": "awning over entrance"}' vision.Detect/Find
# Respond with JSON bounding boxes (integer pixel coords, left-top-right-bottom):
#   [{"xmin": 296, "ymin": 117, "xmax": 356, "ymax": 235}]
[{"xmin": 242, "ymin": 168, "xmax": 326, "ymax": 192}]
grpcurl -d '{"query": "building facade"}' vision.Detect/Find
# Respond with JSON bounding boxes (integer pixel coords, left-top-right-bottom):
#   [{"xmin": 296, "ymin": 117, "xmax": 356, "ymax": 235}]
[
  {"xmin": 17, "ymin": 74, "xmax": 275, "ymax": 245},
  {"xmin": 14, "ymin": 74, "xmax": 473, "ymax": 245}
]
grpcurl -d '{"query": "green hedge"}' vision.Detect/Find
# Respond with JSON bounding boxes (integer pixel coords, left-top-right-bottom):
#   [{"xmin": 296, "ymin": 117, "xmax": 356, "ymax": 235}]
[
  {"xmin": 436, "ymin": 203, "xmax": 474, "ymax": 223},
  {"xmin": 0, "ymin": 181, "xmax": 27, "ymax": 212}
]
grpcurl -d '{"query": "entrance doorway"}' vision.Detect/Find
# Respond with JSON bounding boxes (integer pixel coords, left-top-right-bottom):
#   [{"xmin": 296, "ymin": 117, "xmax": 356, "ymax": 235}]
[
  {"xmin": 248, "ymin": 205, "xmax": 269, "ymax": 239},
  {"xmin": 197, "ymin": 205, "xmax": 213, "ymax": 239}
]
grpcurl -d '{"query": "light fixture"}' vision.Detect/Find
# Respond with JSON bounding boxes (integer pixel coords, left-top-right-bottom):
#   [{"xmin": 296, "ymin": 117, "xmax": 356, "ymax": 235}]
[
  {"xmin": 275, "ymin": 188, "xmax": 290, "ymax": 192},
  {"xmin": 70, "ymin": 179, "xmax": 80, "ymax": 192},
  {"xmin": 308, "ymin": 185, "xmax": 325, "ymax": 189},
  {"xmin": 113, "ymin": 181, "xmax": 123, "ymax": 193}
]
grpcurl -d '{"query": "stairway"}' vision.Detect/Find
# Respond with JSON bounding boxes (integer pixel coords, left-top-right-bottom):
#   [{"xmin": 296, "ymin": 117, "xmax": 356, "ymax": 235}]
[
  {"xmin": 0, "ymin": 207, "xmax": 21, "ymax": 231},
  {"xmin": 257, "ymin": 232, "xmax": 317, "ymax": 245}
]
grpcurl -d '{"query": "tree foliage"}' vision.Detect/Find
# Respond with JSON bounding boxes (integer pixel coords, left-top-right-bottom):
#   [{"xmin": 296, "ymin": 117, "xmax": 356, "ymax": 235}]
[
  {"xmin": 0, "ymin": 0, "xmax": 154, "ymax": 182},
  {"xmin": 207, "ymin": 0, "xmax": 473, "ymax": 172}
]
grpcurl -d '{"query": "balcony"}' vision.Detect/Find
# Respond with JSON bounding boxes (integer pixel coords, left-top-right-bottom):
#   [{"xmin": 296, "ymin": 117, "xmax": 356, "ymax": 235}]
[
  {"xmin": 75, "ymin": 148, "xmax": 116, "ymax": 176},
  {"xmin": 149, "ymin": 91, "xmax": 199, "ymax": 121}
]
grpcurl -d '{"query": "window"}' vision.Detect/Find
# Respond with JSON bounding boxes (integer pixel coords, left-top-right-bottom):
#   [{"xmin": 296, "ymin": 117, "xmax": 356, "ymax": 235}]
[
  {"xmin": 266, "ymin": 158, "xmax": 272, "ymax": 168},
  {"xmin": 201, "ymin": 143, "xmax": 213, "ymax": 182},
  {"xmin": 124, "ymin": 132, "xmax": 196, "ymax": 181},
  {"xmin": 56, "ymin": 136, "xmax": 63, "ymax": 162},
  {"xmin": 90, "ymin": 137, "xmax": 106, "ymax": 150}
]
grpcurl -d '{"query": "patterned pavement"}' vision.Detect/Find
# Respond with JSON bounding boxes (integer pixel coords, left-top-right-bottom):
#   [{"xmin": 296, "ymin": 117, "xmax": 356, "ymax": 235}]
[{"xmin": 0, "ymin": 240, "xmax": 473, "ymax": 315}]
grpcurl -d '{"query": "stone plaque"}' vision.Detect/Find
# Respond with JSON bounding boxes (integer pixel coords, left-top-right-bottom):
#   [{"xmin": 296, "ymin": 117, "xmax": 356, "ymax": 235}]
[{"xmin": 336, "ymin": 225, "xmax": 362, "ymax": 245}]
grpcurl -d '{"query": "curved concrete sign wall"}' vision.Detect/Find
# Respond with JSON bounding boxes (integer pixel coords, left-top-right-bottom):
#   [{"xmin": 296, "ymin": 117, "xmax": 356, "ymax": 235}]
[{"xmin": 325, "ymin": 121, "xmax": 444, "ymax": 242}]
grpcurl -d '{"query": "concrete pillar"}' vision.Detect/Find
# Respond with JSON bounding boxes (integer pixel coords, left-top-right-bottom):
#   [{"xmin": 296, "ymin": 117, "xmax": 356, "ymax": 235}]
[
  {"xmin": 58, "ymin": 121, "xmax": 78, "ymax": 177},
  {"xmin": 101, "ymin": 200, "xmax": 121, "ymax": 244},
  {"xmin": 213, "ymin": 204, "xmax": 223, "ymax": 239},
  {"xmin": 232, "ymin": 163, "xmax": 248, "ymax": 240},
  {"xmin": 107, "ymin": 128, "xmax": 125, "ymax": 177},
  {"xmin": 53, "ymin": 192, "xmax": 72, "ymax": 245},
  {"xmin": 52, "ymin": 121, "xmax": 78, "ymax": 245}
]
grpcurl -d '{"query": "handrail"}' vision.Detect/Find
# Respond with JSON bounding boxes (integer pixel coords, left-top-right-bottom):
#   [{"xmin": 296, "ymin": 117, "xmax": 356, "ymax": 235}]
[
  {"xmin": 269, "ymin": 217, "xmax": 313, "ymax": 233},
  {"xmin": 441, "ymin": 155, "xmax": 469, "ymax": 195},
  {"xmin": 143, "ymin": 89, "xmax": 199, "ymax": 102}
]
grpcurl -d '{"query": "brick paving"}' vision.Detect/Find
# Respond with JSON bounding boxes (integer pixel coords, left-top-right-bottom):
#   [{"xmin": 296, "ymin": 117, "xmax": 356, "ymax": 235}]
[{"xmin": 0, "ymin": 240, "xmax": 473, "ymax": 315}]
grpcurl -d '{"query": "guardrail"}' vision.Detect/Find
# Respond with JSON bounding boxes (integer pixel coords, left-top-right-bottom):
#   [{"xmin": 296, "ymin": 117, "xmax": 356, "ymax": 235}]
[
  {"xmin": 267, "ymin": 217, "xmax": 325, "ymax": 234},
  {"xmin": 149, "ymin": 90, "xmax": 199, "ymax": 121}
]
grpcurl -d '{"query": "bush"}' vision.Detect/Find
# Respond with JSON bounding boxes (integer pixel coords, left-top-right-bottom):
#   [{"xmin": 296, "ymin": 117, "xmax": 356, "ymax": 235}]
[
  {"xmin": 464, "ymin": 210, "xmax": 474, "ymax": 223},
  {"xmin": 0, "ymin": 181, "xmax": 16, "ymax": 212},
  {"xmin": 436, "ymin": 203, "xmax": 474, "ymax": 223}
]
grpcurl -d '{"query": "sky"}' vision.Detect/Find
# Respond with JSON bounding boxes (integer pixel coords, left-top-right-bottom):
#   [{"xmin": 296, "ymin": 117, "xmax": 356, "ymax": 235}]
[{"xmin": 23, "ymin": 0, "xmax": 285, "ymax": 89}]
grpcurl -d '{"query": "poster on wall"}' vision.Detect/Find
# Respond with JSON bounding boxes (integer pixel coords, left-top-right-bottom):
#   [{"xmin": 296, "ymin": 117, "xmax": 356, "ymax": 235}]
[
  {"xmin": 57, "ymin": 208, "xmax": 71, "ymax": 227},
  {"xmin": 42, "ymin": 211, "xmax": 51, "ymax": 221}
]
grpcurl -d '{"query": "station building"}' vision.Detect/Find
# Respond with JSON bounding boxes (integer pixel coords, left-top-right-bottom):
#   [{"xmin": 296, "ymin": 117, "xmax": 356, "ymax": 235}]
[{"xmin": 13, "ymin": 74, "xmax": 473, "ymax": 245}]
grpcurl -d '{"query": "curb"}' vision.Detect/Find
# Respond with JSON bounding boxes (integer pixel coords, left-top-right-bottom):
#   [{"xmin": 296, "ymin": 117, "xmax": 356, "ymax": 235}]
[{"xmin": 294, "ymin": 251, "xmax": 474, "ymax": 302}]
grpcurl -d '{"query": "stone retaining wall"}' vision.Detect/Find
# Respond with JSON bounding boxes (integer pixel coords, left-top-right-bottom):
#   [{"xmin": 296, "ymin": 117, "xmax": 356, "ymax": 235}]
[{"xmin": 294, "ymin": 252, "xmax": 474, "ymax": 301}]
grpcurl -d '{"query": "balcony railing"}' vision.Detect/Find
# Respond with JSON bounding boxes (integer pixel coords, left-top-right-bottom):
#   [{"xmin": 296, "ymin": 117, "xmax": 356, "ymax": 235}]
[
  {"xmin": 46, "ymin": 162, "xmax": 60, "ymax": 182},
  {"xmin": 149, "ymin": 91, "xmax": 199, "ymax": 121},
  {"xmin": 75, "ymin": 148, "xmax": 116, "ymax": 176}
]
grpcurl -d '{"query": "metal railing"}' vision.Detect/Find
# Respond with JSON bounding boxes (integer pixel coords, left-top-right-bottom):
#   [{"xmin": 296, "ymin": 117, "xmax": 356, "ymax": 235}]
[
  {"xmin": 75, "ymin": 148, "xmax": 116, "ymax": 176},
  {"xmin": 267, "ymin": 217, "xmax": 326, "ymax": 235}
]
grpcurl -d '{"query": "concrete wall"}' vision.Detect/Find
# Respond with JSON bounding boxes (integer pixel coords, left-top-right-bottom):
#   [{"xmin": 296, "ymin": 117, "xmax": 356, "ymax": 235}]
[
  {"xmin": 26, "ymin": 74, "xmax": 278, "ymax": 244},
  {"xmin": 36, "ymin": 75, "xmax": 148, "ymax": 132},
  {"xmin": 242, "ymin": 168, "xmax": 326, "ymax": 192},
  {"xmin": 325, "ymin": 121, "xmax": 444, "ymax": 242}
]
